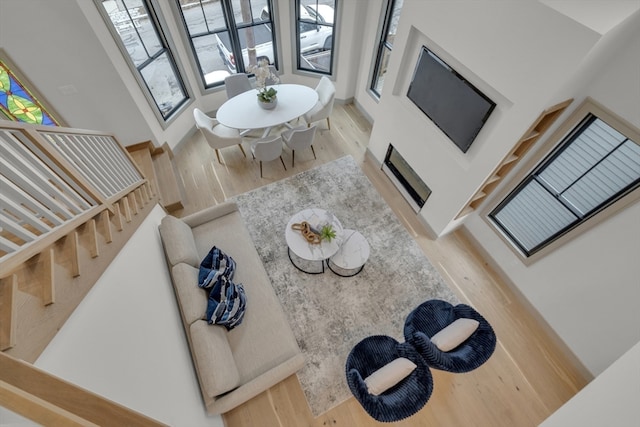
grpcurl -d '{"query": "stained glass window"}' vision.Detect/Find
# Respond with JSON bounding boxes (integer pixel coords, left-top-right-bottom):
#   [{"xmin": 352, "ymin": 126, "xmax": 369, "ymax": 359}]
[{"xmin": 0, "ymin": 59, "xmax": 60, "ymax": 126}]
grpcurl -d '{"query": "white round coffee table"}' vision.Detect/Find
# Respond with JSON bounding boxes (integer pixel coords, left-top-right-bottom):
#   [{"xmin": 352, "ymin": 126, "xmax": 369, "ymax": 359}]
[
  {"xmin": 327, "ymin": 229, "xmax": 370, "ymax": 277},
  {"xmin": 285, "ymin": 208, "xmax": 343, "ymax": 274}
]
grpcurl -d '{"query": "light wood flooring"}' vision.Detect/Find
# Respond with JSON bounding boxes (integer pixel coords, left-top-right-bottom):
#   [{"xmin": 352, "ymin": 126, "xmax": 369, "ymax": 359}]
[{"xmin": 172, "ymin": 104, "xmax": 590, "ymax": 427}]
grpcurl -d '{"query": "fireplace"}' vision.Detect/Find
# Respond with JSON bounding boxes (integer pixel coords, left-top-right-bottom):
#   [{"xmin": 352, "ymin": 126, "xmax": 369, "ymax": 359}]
[{"xmin": 382, "ymin": 145, "xmax": 431, "ymax": 212}]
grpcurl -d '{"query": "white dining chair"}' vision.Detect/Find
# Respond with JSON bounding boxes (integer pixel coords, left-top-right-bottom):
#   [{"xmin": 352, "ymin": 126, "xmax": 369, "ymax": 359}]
[
  {"xmin": 303, "ymin": 76, "xmax": 335, "ymax": 130},
  {"xmin": 282, "ymin": 125, "xmax": 317, "ymax": 167},
  {"xmin": 251, "ymin": 134, "xmax": 286, "ymax": 178},
  {"xmin": 225, "ymin": 73, "xmax": 252, "ymax": 99},
  {"xmin": 193, "ymin": 108, "xmax": 246, "ymax": 163}
]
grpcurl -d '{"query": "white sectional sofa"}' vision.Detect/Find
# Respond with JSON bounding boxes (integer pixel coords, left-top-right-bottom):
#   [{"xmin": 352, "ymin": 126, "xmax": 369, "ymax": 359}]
[{"xmin": 158, "ymin": 201, "xmax": 304, "ymax": 414}]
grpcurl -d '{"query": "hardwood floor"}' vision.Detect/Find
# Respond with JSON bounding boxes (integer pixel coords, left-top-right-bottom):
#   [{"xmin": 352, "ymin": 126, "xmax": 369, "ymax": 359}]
[{"xmin": 172, "ymin": 103, "xmax": 590, "ymax": 426}]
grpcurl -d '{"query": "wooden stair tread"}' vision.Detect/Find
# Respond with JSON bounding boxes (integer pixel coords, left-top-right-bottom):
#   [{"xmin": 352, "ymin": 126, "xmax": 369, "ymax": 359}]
[
  {"xmin": 152, "ymin": 151, "xmax": 183, "ymax": 212},
  {"xmin": 127, "ymin": 143, "xmax": 159, "ymax": 198}
]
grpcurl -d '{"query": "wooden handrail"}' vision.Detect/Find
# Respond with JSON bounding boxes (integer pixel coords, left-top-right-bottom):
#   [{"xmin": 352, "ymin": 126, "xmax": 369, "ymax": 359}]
[
  {"xmin": 0, "ymin": 121, "xmax": 146, "ymax": 273},
  {"xmin": 1, "ymin": 380, "xmax": 99, "ymax": 427},
  {"xmin": 0, "ymin": 352, "xmax": 167, "ymax": 426},
  {"xmin": 0, "ymin": 205, "xmax": 105, "ymax": 277},
  {"xmin": 0, "ymin": 121, "xmax": 167, "ymax": 424}
]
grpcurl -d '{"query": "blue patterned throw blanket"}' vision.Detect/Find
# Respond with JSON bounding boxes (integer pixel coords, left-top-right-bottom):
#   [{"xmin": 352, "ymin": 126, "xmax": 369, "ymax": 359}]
[{"xmin": 198, "ymin": 246, "xmax": 247, "ymax": 330}]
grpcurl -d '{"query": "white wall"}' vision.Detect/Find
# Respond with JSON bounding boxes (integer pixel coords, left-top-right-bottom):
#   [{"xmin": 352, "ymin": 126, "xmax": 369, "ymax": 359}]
[
  {"xmin": 0, "ymin": 0, "xmax": 154, "ymax": 147},
  {"xmin": 3, "ymin": 0, "xmax": 638, "ymax": 385},
  {"xmin": 539, "ymin": 341, "xmax": 640, "ymax": 426},
  {"xmin": 349, "ymin": 0, "xmax": 640, "ymax": 377},
  {"xmin": 33, "ymin": 205, "xmax": 224, "ymax": 427},
  {"xmin": 361, "ymin": 0, "xmax": 601, "ymax": 236},
  {"xmin": 462, "ymin": 12, "xmax": 640, "ymax": 376},
  {"xmin": 0, "ymin": 0, "xmax": 365, "ymax": 150}
]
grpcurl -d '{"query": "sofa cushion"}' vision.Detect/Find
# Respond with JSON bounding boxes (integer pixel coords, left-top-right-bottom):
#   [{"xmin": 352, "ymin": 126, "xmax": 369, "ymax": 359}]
[
  {"xmin": 159, "ymin": 215, "xmax": 199, "ymax": 267},
  {"xmin": 190, "ymin": 210, "xmax": 300, "ymax": 383},
  {"xmin": 190, "ymin": 320, "xmax": 241, "ymax": 397},
  {"xmin": 172, "ymin": 263, "xmax": 207, "ymax": 325}
]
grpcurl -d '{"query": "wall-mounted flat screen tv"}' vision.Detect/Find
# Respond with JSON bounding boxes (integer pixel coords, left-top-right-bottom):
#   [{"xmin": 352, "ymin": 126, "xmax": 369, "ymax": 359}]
[{"xmin": 407, "ymin": 46, "xmax": 496, "ymax": 153}]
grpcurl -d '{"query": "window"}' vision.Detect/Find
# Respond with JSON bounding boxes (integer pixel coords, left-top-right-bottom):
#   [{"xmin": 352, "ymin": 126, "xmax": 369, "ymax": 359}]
[
  {"xmin": 98, "ymin": 0, "xmax": 189, "ymax": 121},
  {"xmin": 489, "ymin": 106, "xmax": 640, "ymax": 257},
  {"xmin": 0, "ymin": 54, "xmax": 61, "ymax": 126},
  {"xmin": 295, "ymin": 0, "xmax": 337, "ymax": 74},
  {"xmin": 176, "ymin": 0, "xmax": 276, "ymax": 88},
  {"xmin": 370, "ymin": 0, "xmax": 403, "ymax": 97}
]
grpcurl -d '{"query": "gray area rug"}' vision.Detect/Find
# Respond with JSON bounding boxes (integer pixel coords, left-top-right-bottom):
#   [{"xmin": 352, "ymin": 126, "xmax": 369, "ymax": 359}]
[{"xmin": 233, "ymin": 155, "xmax": 458, "ymax": 417}]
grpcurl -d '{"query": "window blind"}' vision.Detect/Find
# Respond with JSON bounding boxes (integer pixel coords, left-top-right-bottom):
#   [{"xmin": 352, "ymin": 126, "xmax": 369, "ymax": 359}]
[{"xmin": 491, "ymin": 115, "xmax": 640, "ymax": 256}]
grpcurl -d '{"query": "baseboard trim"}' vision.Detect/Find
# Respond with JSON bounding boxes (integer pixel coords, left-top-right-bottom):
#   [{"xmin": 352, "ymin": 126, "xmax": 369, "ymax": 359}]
[{"xmin": 459, "ymin": 225, "xmax": 594, "ymax": 381}]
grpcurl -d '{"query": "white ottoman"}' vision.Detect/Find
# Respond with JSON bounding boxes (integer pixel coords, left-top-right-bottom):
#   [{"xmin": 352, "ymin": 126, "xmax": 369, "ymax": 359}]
[{"xmin": 327, "ymin": 229, "xmax": 370, "ymax": 277}]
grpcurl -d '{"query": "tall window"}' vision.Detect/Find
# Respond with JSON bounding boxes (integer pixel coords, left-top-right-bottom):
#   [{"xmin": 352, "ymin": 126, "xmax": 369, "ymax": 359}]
[
  {"xmin": 176, "ymin": 0, "xmax": 276, "ymax": 88},
  {"xmin": 295, "ymin": 0, "xmax": 337, "ymax": 74},
  {"xmin": 98, "ymin": 0, "xmax": 189, "ymax": 121},
  {"xmin": 370, "ymin": 0, "xmax": 403, "ymax": 97},
  {"xmin": 490, "ymin": 110, "xmax": 640, "ymax": 257}
]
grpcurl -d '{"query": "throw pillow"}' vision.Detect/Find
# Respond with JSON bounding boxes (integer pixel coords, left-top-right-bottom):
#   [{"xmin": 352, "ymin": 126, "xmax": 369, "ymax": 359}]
[
  {"xmin": 430, "ymin": 318, "xmax": 480, "ymax": 352},
  {"xmin": 364, "ymin": 357, "xmax": 417, "ymax": 396}
]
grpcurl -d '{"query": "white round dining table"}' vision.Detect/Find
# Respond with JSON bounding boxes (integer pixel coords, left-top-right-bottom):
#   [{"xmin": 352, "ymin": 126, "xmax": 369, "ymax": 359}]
[{"xmin": 216, "ymin": 84, "xmax": 318, "ymax": 133}]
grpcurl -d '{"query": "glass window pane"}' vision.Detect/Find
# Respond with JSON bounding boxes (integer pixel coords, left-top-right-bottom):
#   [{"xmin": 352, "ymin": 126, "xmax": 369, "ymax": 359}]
[
  {"xmin": 0, "ymin": 59, "xmax": 60, "ymax": 126},
  {"xmin": 126, "ymin": 1, "xmax": 162, "ymax": 57},
  {"xmin": 140, "ymin": 52, "xmax": 186, "ymax": 118},
  {"xmin": 386, "ymin": 0, "xmax": 403, "ymax": 44},
  {"xmin": 192, "ymin": 34, "xmax": 232, "ymax": 85},
  {"xmin": 539, "ymin": 118, "xmax": 625, "ymax": 193},
  {"xmin": 561, "ymin": 140, "xmax": 640, "ymax": 215},
  {"xmin": 237, "ymin": 25, "xmax": 276, "ymax": 69},
  {"xmin": 493, "ymin": 180, "xmax": 576, "ymax": 253},
  {"xmin": 372, "ymin": 46, "xmax": 392, "ymax": 95},
  {"xmin": 490, "ymin": 109, "xmax": 640, "ymax": 257},
  {"xmin": 177, "ymin": 0, "xmax": 276, "ymax": 80},
  {"xmin": 370, "ymin": 0, "xmax": 403, "ymax": 97},
  {"xmin": 296, "ymin": 0, "xmax": 336, "ymax": 74},
  {"xmin": 231, "ymin": 0, "xmax": 270, "ymax": 25},
  {"xmin": 181, "ymin": 0, "xmax": 226, "ymax": 36},
  {"xmin": 103, "ymin": 0, "xmax": 162, "ymax": 67},
  {"xmin": 101, "ymin": 0, "xmax": 188, "ymax": 120}
]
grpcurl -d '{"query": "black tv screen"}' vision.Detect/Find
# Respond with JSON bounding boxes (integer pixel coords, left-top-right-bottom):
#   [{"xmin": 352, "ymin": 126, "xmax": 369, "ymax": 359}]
[{"xmin": 407, "ymin": 46, "xmax": 496, "ymax": 153}]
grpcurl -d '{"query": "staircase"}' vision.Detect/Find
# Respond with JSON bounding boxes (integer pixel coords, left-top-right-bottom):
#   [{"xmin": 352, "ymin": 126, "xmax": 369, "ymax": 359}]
[
  {"xmin": 0, "ymin": 121, "xmax": 172, "ymax": 425},
  {"xmin": 127, "ymin": 141, "xmax": 184, "ymax": 213}
]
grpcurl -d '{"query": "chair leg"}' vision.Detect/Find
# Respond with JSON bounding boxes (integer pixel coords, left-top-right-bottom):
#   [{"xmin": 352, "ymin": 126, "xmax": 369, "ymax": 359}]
[
  {"xmin": 326, "ymin": 117, "xmax": 331, "ymax": 130},
  {"xmin": 280, "ymin": 156, "xmax": 287, "ymax": 171},
  {"xmin": 215, "ymin": 149, "xmax": 222, "ymax": 164},
  {"xmin": 291, "ymin": 150, "xmax": 295, "ymax": 167},
  {"xmin": 237, "ymin": 144, "xmax": 246, "ymax": 158},
  {"xmin": 311, "ymin": 145, "xmax": 316, "ymax": 159},
  {"xmin": 259, "ymin": 161, "xmax": 263, "ymax": 178}
]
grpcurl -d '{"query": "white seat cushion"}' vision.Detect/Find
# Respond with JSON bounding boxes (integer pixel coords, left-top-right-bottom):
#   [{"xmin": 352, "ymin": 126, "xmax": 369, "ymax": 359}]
[
  {"xmin": 190, "ymin": 320, "xmax": 241, "ymax": 397},
  {"xmin": 364, "ymin": 357, "xmax": 417, "ymax": 396},
  {"xmin": 430, "ymin": 318, "xmax": 480, "ymax": 352}
]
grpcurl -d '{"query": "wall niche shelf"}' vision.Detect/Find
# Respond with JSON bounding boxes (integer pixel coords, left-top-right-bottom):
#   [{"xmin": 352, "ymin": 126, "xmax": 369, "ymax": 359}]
[{"xmin": 455, "ymin": 98, "xmax": 573, "ymax": 219}]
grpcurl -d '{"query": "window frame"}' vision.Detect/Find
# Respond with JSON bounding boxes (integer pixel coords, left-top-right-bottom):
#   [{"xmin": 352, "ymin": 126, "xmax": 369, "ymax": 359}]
[
  {"xmin": 293, "ymin": 0, "xmax": 338, "ymax": 76},
  {"xmin": 174, "ymin": 0, "xmax": 278, "ymax": 90},
  {"xmin": 370, "ymin": 0, "xmax": 401, "ymax": 99},
  {"xmin": 96, "ymin": 0, "xmax": 190, "ymax": 125},
  {"xmin": 483, "ymin": 98, "xmax": 640, "ymax": 264}
]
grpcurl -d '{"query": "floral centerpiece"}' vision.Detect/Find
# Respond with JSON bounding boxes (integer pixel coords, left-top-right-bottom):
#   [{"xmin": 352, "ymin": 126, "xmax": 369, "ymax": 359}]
[{"xmin": 250, "ymin": 59, "xmax": 279, "ymax": 108}]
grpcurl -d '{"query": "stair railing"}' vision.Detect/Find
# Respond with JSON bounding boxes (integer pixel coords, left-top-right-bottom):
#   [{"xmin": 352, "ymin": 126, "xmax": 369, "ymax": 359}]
[
  {"xmin": 0, "ymin": 120, "xmax": 165, "ymax": 425},
  {"xmin": 0, "ymin": 121, "xmax": 146, "ymax": 275}
]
